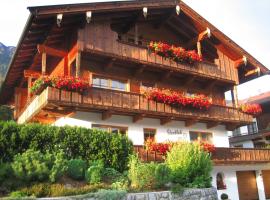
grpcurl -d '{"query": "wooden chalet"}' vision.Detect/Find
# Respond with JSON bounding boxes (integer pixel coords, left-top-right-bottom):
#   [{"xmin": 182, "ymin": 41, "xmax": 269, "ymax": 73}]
[{"xmin": 0, "ymin": 0, "xmax": 270, "ymax": 169}]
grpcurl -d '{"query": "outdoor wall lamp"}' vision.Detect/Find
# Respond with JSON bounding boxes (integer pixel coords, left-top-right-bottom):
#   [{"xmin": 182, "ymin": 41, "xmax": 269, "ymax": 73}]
[
  {"xmin": 206, "ymin": 27, "xmax": 211, "ymax": 38},
  {"xmin": 86, "ymin": 11, "xmax": 92, "ymax": 23},
  {"xmin": 176, "ymin": 5, "xmax": 181, "ymax": 15},
  {"xmin": 143, "ymin": 7, "xmax": 148, "ymax": 18},
  {"xmin": 56, "ymin": 14, "xmax": 63, "ymax": 27}
]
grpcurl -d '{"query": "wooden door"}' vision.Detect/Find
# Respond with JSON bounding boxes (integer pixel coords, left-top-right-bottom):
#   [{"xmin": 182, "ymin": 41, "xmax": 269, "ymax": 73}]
[
  {"xmin": 236, "ymin": 171, "xmax": 259, "ymax": 200},
  {"xmin": 262, "ymin": 170, "xmax": 270, "ymax": 199}
]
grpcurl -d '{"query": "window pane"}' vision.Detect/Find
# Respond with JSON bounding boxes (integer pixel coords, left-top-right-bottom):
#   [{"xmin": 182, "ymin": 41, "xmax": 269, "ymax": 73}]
[
  {"xmin": 112, "ymin": 80, "xmax": 126, "ymax": 91},
  {"xmin": 190, "ymin": 132, "xmax": 198, "ymax": 141},
  {"xmin": 92, "ymin": 77, "xmax": 100, "ymax": 86},
  {"xmin": 144, "ymin": 129, "xmax": 156, "ymax": 141},
  {"xmin": 100, "ymin": 78, "xmax": 109, "ymax": 88}
]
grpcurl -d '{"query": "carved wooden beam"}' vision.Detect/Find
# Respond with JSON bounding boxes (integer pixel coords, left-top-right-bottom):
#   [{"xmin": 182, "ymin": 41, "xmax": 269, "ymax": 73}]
[
  {"xmin": 37, "ymin": 44, "xmax": 68, "ymax": 58},
  {"xmin": 134, "ymin": 64, "xmax": 146, "ymax": 77},
  {"xmin": 207, "ymin": 121, "xmax": 220, "ymax": 129},
  {"xmin": 160, "ymin": 117, "xmax": 173, "ymax": 125},
  {"xmin": 184, "ymin": 28, "xmax": 211, "ymax": 49},
  {"xmin": 159, "ymin": 70, "xmax": 172, "ymax": 82},
  {"xmin": 185, "ymin": 119, "xmax": 197, "ymax": 127},
  {"xmin": 102, "ymin": 110, "xmax": 112, "ymax": 120},
  {"xmin": 133, "ymin": 113, "xmax": 145, "ymax": 123},
  {"xmin": 244, "ymin": 67, "xmax": 260, "ymax": 77},
  {"xmin": 183, "ymin": 76, "xmax": 195, "ymax": 87},
  {"xmin": 104, "ymin": 58, "xmax": 116, "ymax": 71},
  {"xmin": 41, "ymin": 52, "xmax": 46, "ymax": 75},
  {"xmin": 234, "ymin": 56, "xmax": 247, "ymax": 68},
  {"xmin": 24, "ymin": 70, "xmax": 42, "ymax": 79}
]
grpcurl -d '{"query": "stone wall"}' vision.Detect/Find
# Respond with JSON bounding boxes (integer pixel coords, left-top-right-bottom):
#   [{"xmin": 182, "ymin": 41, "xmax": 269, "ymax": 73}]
[
  {"xmin": 39, "ymin": 188, "xmax": 218, "ymax": 200},
  {"xmin": 126, "ymin": 188, "xmax": 218, "ymax": 200}
]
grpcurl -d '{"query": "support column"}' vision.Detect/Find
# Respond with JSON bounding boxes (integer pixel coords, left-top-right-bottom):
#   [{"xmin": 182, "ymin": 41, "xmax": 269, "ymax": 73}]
[
  {"xmin": 41, "ymin": 52, "xmax": 46, "ymax": 75},
  {"xmin": 256, "ymin": 170, "xmax": 266, "ymax": 200},
  {"xmin": 76, "ymin": 51, "xmax": 81, "ymax": 77},
  {"xmin": 231, "ymin": 86, "xmax": 239, "ymax": 108}
]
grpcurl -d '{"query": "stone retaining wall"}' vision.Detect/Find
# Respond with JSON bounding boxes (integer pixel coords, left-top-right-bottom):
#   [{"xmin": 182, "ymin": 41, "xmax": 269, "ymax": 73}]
[{"xmin": 39, "ymin": 188, "xmax": 218, "ymax": 200}]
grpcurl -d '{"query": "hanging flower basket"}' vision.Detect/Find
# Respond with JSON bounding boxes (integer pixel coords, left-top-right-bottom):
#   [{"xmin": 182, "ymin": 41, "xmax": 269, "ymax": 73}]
[
  {"xmin": 30, "ymin": 76, "xmax": 89, "ymax": 95},
  {"xmin": 240, "ymin": 103, "xmax": 262, "ymax": 116},
  {"xmin": 142, "ymin": 88, "xmax": 212, "ymax": 110},
  {"xmin": 148, "ymin": 41, "xmax": 202, "ymax": 64}
]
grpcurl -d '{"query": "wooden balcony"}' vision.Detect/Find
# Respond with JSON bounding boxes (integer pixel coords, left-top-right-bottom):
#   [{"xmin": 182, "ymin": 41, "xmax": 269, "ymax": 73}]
[
  {"xmin": 134, "ymin": 146, "xmax": 270, "ymax": 165},
  {"xmin": 17, "ymin": 87, "xmax": 252, "ymax": 128},
  {"xmin": 82, "ymin": 26, "xmax": 238, "ymax": 85}
]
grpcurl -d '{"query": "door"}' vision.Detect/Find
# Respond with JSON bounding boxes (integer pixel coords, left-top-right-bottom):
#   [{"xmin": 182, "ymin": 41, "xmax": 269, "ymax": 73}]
[
  {"xmin": 236, "ymin": 171, "xmax": 259, "ymax": 200},
  {"xmin": 262, "ymin": 170, "xmax": 270, "ymax": 199}
]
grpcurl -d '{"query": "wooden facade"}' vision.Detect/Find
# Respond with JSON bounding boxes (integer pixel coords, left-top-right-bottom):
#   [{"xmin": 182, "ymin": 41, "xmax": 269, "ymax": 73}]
[{"xmin": 1, "ymin": 0, "xmax": 270, "ymax": 165}]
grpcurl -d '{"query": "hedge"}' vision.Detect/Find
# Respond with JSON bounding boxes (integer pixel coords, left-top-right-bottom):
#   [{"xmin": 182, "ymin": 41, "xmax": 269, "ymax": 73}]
[{"xmin": 0, "ymin": 121, "xmax": 133, "ymax": 172}]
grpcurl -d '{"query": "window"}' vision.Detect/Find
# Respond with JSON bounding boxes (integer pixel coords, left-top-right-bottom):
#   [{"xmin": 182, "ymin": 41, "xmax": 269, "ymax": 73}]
[
  {"xmin": 216, "ymin": 172, "xmax": 226, "ymax": 190},
  {"xmin": 189, "ymin": 131, "xmax": 213, "ymax": 143},
  {"xmin": 247, "ymin": 122, "xmax": 258, "ymax": 135},
  {"xmin": 144, "ymin": 128, "xmax": 156, "ymax": 142},
  {"xmin": 92, "ymin": 124, "xmax": 127, "ymax": 135},
  {"xmin": 92, "ymin": 76, "xmax": 128, "ymax": 91}
]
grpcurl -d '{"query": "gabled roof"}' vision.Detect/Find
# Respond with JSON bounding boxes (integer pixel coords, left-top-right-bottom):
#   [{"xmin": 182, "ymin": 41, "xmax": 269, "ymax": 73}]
[{"xmin": 1, "ymin": 0, "xmax": 269, "ymax": 104}]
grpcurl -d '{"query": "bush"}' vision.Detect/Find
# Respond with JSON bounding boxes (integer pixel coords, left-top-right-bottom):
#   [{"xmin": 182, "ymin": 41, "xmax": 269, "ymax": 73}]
[
  {"xmin": 128, "ymin": 155, "xmax": 157, "ymax": 190},
  {"xmin": 12, "ymin": 149, "xmax": 52, "ymax": 183},
  {"xmin": 154, "ymin": 163, "xmax": 171, "ymax": 188},
  {"xmin": 95, "ymin": 189, "xmax": 127, "ymax": 200},
  {"xmin": 221, "ymin": 193, "xmax": 229, "ymax": 200},
  {"xmin": 0, "ymin": 122, "xmax": 133, "ymax": 171},
  {"xmin": 11, "ymin": 150, "xmax": 67, "ymax": 183},
  {"xmin": 9, "ymin": 191, "xmax": 28, "ymax": 198},
  {"xmin": 0, "ymin": 163, "xmax": 13, "ymax": 183},
  {"xmin": 19, "ymin": 183, "xmax": 109, "ymax": 198},
  {"xmin": 67, "ymin": 159, "xmax": 87, "ymax": 180},
  {"xmin": 165, "ymin": 142, "xmax": 212, "ymax": 188},
  {"xmin": 102, "ymin": 167, "xmax": 121, "ymax": 183},
  {"xmin": 85, "ymin": 160, "xmax": 104, "ymax": 184}
]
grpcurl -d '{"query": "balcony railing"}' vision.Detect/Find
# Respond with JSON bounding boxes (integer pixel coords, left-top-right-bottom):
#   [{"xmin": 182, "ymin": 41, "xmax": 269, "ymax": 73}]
[
  {"xmin": 134, "ymin": 146, "xmax": 270, "ymax": 164},
  {"xmin": 84, "ymin": 35, "xmax": 238, "ymax": 83},
  {"xmin": 18, "ymin": 87, "xmax": 252, "ymax": 125}
]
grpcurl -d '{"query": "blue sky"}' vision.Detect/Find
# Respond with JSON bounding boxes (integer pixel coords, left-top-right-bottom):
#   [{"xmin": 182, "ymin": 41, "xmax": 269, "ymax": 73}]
[{"xmin": 0, "ymin": 0, "xmax": 269, "ymax": 99}]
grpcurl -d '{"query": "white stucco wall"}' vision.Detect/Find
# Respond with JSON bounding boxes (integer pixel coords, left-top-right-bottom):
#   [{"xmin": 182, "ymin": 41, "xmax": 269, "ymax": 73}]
[
  {"xmin": 54, "ymin": 111, "xmax": 230, "ymax": 147},
  {"xmin": 212, "ymin": 164, "xmax": 270, "ymax": 200}
]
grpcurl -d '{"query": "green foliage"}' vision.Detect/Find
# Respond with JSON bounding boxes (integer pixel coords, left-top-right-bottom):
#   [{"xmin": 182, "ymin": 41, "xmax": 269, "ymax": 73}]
[
  {"xmin": 128, "ymin": 155, "xmax": 157, "ymax": 190},
  {"xmin": 0, "ymin": 163, "xmax": 13, "ymax": 183},
  {"xmin": 11, "ymin": 150, "xmax": 67, "ymax": 183},
  {"xmin": 102, "ymin": 167, "xmax": 121, "ymax": 183},
  {"xmin": 17, "ymin": 183, "xmax": 108, "ymax": 198},
  {"xmin": 67, "ymin": 159, "xmax": 87, "ymax": 180},
  {"xmin": 95, "ymin": 189, "xmax": 127, "ymax": 200},
  {"xmin": 85, "ymin": 160, "xmax": 104, "ymax": 184},
  {"xmin": 0, "ymin": 122, "xmax": 133, "ymax": 171},
  {"xmin": 12, "ymin": 149, "xmax": 52, "ymax": 183},
  {"xmin": 171, "ymin": 183, "xmax": 184, "ymax": 194},
  {"xmin": 9, "ymin": 191, "xmax": 28, "ymax": 198},
  {"xmin": 0, "ymin": 106, "xmax": 13, "ymax": 121},
  {"xmin": 165, "ymin": 142, "xmax": 212, "ymax": 188},
  {"xmin": 154, "ymin": 163, "xmax": 171, "ymax": 188},
  {"xmin": 221, "ymin": 193, "xmax": 229, "ymax": 200},
  {"xmin": 111, "ymin": 176, "xmax": 129, "ymax": 191}
]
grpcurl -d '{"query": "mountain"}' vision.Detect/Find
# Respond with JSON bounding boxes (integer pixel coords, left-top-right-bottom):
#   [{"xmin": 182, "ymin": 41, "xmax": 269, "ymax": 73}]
[{"xmin": 0, "ymin": 42, "xmax": 15, "ymax": 84}]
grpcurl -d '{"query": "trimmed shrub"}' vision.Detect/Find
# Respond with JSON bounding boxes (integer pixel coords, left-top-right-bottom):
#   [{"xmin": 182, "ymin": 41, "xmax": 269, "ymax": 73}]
[
  {"xmin": 12, "ymin": 149, "xmax": 52, "ymax": 183},
  {"xmin": 11, "ymin": 150, "xmax": 67, "ymax": 183},
  {"xmin": 85, "ymin": 160, "xmax": 104, "ymax": 184},
  {"xmin": 0, "ymin": 163, "xmax": 13, "ymax": 183},
  {"xmin": 0, "ymin": 122, "xmax": 133, "ymax": 171},
  {"xmin": 128, "ymin": 155, "xmax": 157, "ymax": 190},
  {"xmin": 165, "ymin": 142, "xmax": 212, "ymax": 188},
  {"xmin": 154, "ymin": 163, "xmax": 171, "ymax": 188},
  {"xmin": 67, "ymin": 159, "xmax": 87, "ymax": 180},
  {"xmin": 102, "ymin": 167, "xmax": 121, "ymax": 183},
  {"xmin": 95, "ymin": 189, "xmax": 127, "ymax": 200}
]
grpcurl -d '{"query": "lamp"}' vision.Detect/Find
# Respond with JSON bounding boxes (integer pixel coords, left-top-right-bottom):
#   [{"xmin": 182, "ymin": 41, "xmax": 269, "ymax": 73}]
[
  {"xmin": 206, "ymin": 27, "xmax": 211, "ymax": 38},
  {"xmin": 143, "ymin": 7, "xmax": 148, "ymax": 18},
  {"xmin": 57, "ymin": 14, "xmax": 63, "ymax": 27},
  {"xmin": 86, "ymin": 11, "xmax": 92, "ymax": 23},
  {"xmin": 176, "ymin": 5, "xmax": 181, "ymax": 15},
  {"xmin": 243, "ymin": 56, "xmax": 247, "ymax": 65}
]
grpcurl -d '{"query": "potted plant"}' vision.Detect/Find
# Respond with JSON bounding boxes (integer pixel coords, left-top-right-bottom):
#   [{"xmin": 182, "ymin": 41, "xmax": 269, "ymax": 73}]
[{"xmin": 221, "ymin": 193, "xmax": 229, "ymax": 200}]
